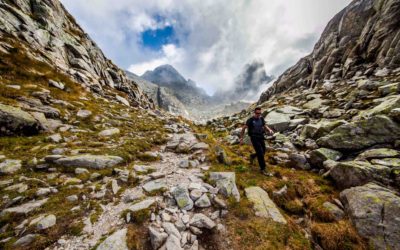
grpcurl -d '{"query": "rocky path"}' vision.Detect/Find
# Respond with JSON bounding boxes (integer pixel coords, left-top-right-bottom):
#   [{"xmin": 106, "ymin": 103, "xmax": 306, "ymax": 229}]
[{"xmin": 49, "ymin": 124, "xmax": 230, "ymax": 250}]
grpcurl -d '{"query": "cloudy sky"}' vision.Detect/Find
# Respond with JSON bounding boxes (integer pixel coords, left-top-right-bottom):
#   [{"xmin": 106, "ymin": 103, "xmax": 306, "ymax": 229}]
[{"xmin": 61, "ymin": 0, "xmax": 351, "ymax": 95}]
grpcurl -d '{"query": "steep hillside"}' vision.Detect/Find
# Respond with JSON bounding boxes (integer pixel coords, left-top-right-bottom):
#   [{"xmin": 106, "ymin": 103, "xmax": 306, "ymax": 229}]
[
  {"xmin": 0, "ymin": 0, "xmax": 153, "ymax": 108},
  {"xmin": 259, "ymin": 0, "xmax": 400, "ymax": 103}
]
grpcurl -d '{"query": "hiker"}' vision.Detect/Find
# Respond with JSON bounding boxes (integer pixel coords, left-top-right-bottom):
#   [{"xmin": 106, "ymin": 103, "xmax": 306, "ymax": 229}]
[{"xmin": 240, "ymin": 107, "xmax": 274, "ymax": 176}]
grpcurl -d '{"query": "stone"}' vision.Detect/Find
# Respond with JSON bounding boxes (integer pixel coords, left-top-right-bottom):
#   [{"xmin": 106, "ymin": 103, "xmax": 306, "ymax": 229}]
[
  {"xmin": 96, "ymin": 228, "xmax": 128, "ymax": 250},
  {"xmin": 273, "ymin": 185, "xmax": 288, "ymax": 197},
  {"xmin": 48, "ymin": 133, "xmax": 63, "ymax": 143},
  {"xmin": 189, "ymin": 213, "xmax": 216, "ymax": 229},
  {"xmin": 378, "ymin": 83, "xmax": 398, "ymax": 96},
  {"xmin": 0, "ymin": 159, "xmax": 22, "ymax": 174},
  {"xmin": 329, "ymin": 161, "xmax": 390, "ymax": 189},
  {"xmin": 209, "ymin": 172, "xmax": 240, "ymax": 202},
  {"xmin": 98, "ymin": 128, "xmax": 120, "ymax": 137},
  {"xmin": 322, "ymin": 202, "xmax": 344, "ymax": 221},
  {"xmin": 128, "ymin": 198, "xmax": 155, "ymax": 213},
  {"xmin": 13, "ymin": 234, "xmax": 38, "ymax": 247},
  {"xmin": 149, "ymin": 172, "xmax": 165, "ymax": 179},
  {"xmin": 49, "ymin": 79, "xmax": 65, "ymax": 90},
  {"xmin": 4, "ymin": 183, "xmax": 28, "ymax": 193},
  {"xmin": 111, "ymin": 179, "xmax": 120, "ymax": 195},
  {"xmin": 317, "ymin": 115, "xmax": 400, "ymax": 151},
  {"xmin": 1, "ymin": 199, "xmax": 48, "ymax": 215},
  {"xmin": 371, "ymin": 158, "xmax": 400, "ymax": 168},
  {"xmin": 55, "ymin": 155, "xmax": 123, "ymax": 169},
  {"xmin": 0, "ymin": 103, "xmax": 41, "ymax": 135},
  {"xmin": 66, "ymin": 195, "xmax": 78, "ymax": 202},
  {"xmin": 265, "ymin": 111, "xmax": 291, "ymax": 132},
  {"xmin": 245, "ymin": 186, "xmax": 287, "ymax": 224},
  {"xmin": 116, "ymin": 95, "xmax": 130, "ymax": 106},
  {"xmin": 178, "ymin": 159, "xmax": 189, "ymax": 168},
  {"xmin": 214, "ymin": 146, "xmax": 230, "ymax": 165},
  {"xmin": 163, "ymin": 235, "xmax": 183, "ymax": 250},
  {"xmin": 149, "ymin": 226, "xmax": 168, "ymax": 249},
  {"xmin": 309, "ymin": 148, "xmax": 343, "ymax": 168},
  {"xmin": 303, "ymin": 97, "xmax": 324, "ymax": 109},
  {"xmin": 133, "ymin": 165, "xmax": 155, "ymax": 173},
  {"xmin": 190, "ymin": 142, "xmax": 209, "ymax": 151},
  {"xmin": 37, "ymin": 214, "xmax": 56, "ymax": 230},
  {"xmin": 357, "ymin": 95, "xmax": 400, "ymax": 118},
  {"xmin": 313, "ymin": 120, "xmax": 348, "ymax": 139},
  {"xmin": 172, "ymin": 186, "xmax": 193, "ymax": 210},
  {"xmin": 77, "ymin": 109, "xmax": 92, "ymax": 119},
  {"xmin": 75, "ymin": 168, "xmax": 89, "ymax": 174},
  {"xmin": 356, "ymin": 148, "xmax": 400, "ymax": 160},
  {"xmin": 288, "ymin": 153, "xmax": 310, "ymax": 170},
  {"xmin": 190, "ymin": 189, "xmax": 203, "ymax": 201},
  {"xmin": 213, "ymin": 196, "xmax": 227, "ymax": 209},
  {"xmin": 340, "ymin": 183, "xmax": 400, "ymax": 250},
  {"xmin": 194, "ymin": 194, "xmax": 211, "ymax": 208},
  {"xmin": 142, "ymin": 180, "xmax": 167, "ymax": 193},
  {"xmin": 162, "ymin": 222, "xmax": 181, "ymax": 239}
]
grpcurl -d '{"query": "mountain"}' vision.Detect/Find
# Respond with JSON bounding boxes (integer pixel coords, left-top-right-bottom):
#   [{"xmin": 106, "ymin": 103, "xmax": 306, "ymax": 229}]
[
  {"xmin": 213, "ymin": 61, "xmax": 274, "ymax": 103},
  {"xmin": 259, "ymin": 0, "xmax": 400, "ymax": 103},
  {"xmin": 141, "ymin": 64, "xmax": 211, "ymax": 107},
  {"xmin": 125, "ymin": 70, "xmax": 189, "ymax": 117},
  {"xmin": 0, "ymin": 0, "xmax": 152, "ymax": 108}
]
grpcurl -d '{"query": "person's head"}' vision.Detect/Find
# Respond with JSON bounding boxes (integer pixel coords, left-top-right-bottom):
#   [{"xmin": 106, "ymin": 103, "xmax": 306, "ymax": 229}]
[{"xmin": 254, "ymin": 107, "xmax": 262, "ymax": 118}]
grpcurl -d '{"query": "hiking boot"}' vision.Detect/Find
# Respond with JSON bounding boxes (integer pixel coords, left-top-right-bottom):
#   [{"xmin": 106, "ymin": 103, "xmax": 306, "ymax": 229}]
[{"xmin": 260, "ymin": 170, "xmax": 273, "ymax": 177}]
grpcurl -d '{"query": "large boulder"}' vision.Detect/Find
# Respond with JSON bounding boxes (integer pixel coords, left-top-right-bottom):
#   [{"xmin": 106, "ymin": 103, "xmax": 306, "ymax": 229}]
[
  {"xmin": 317, "ymin": 115, "xmax": 400, "ymax": 151},
  {"xmin": 54, "ymin": 155, "xmax": 124, "ymax": 169},
  {"xmin": 356, "ymin": 95, "xmax": 400, "ymax": 119},
  {"xmin": 309, "ymin": 148, "xmax": 343, "ymax": 168},
  {"xmin": 355, "ymin": 148, "xmax": 400, "ymax": 160},
  {"xmin": 340, "ymin": 183, "xmax": 400, "ymax": 250},
  {"xmin": 264, "ymin": 106, "xmax": 303, "ymax": 132},
  {"xmin": 0, "ymin": 103, "xmax": 42, "ymax": 135},
  {"xmin": 245, "ymin": 186, "xmax": 287, "ymax": 224},
  {"xmin": 329, "ymin": 161, "xmax": 391, "ymax": 189},
  {"xmin": 209, "ymin": 172, "xmax": 240, "ymax": 202}
]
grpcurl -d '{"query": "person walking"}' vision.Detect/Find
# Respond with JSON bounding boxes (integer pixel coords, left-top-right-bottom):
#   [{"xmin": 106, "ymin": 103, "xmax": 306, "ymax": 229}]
[{"xmin": 240, "ymin": 107, "xmax": 274, "ymax": 176}]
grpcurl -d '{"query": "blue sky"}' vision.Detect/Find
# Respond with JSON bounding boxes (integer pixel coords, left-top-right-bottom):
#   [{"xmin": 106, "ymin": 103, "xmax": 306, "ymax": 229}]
[{"xmin": 61, "ymin": 0, "xmax": 351, "ymax": 95}]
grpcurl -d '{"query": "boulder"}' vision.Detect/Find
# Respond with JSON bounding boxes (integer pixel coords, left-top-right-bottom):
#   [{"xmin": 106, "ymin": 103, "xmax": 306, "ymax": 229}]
[
  {"xmin": 194, "ymin": 194, "xmax": 211, "ymax": 208},
  {"xmin": 1, "ymin": 199, "xmax": 48, "ymax": 216},
  {"xmin": 149, "ymin": 226, "xmax": 168, "ymax": 249},
  {"xmin": 288, "ymin": 153, "xmax": 310, "ymax": 170},
  {"xmin": 98, "ymin": 128, "xmax": 120, "ymax": 137},
  {"xmin": 317, "ymin": 115, "xmax": 400, "ymax": 151},
  {"xmin": 0, "ymin": 103, "xmax": 41, "ymax": 135},
  {"xmin": 214, "ymin": 146, "xmax": 230, "ymax": 165},
  {"xmin": 13, "ymin": 234, "xmax": 38, "ymax": 247},
  {"xmin": 128, "ymin": 198, "xmax": 155, "ymax": 213},
  {"xmin": 309, "ymin": 148, "xmax": 343, "ymax": 168},
  {"xmin": 209, "ymin": 172, "xmax": 240, "ymax": 202},
  {"xmin": 77, "ymin": 109, "xmax": 92, "ymax": 119},
  {"xmin": 55, "ymin": 155, "xmax": 124, "ymax": 169},
  {"xmin": 371, "ymin": 158, "xmax": 400, "ymax": 168},
  {"xmin": 329, "ymin": 161, "xmax": 391, "ymax": 189},
  {"xmin": 340, "ymin": 183, "xmax": 400, "ymax": 250},
  {"xmin": 0, "ymin": 159, "xmax": 22, "ymax": 174},
  {"xmin": 96, "ymin": 228, "xmax": 128, "ymax": 250},
  {"xmin": 244, "ymin": 186, "xmax": 287, "ymax": 224},
  {"xmin": 189, "ymin": 213, "xmax": 216, "ymax": 229},
  {"xmin": 142, "ymin": 180, "xmax": 167, "ymax": 193},
  {"xmin": 357, "ymin": 95, "xmax": 400, "ymax": 118},
  {"xmin": 322, "ymin": 202, "xmax": 344, "ymax": 221},
  {"xmin": 37, "ymin": 214, "xmax": 56, "ymax": 230},
  {"xmin": 356, "ymin": 148, "xmax": 400, "ymax": 160},
  {"xmin": 162, "ymin": 235, "xmax": 183, "ymax": 250},
  {"xmin": 264, "ymin": 106, "xmax": 303, "ymax": 132},
  {"xmin": 172, "ymin": 186, "xmax": 193, "ymax": 210}
]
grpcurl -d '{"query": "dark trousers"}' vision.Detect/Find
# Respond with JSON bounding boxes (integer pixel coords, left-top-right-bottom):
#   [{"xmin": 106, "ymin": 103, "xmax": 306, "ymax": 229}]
[{"xmin": 250, "ymin": 136, "xmax": 266, "ymax": 171}]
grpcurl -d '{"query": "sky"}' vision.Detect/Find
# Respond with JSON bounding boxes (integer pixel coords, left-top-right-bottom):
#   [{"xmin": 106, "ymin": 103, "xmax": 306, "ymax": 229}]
[{"xmin": 60, "ymin": 0, "xmax": 351, "ymax": 95}]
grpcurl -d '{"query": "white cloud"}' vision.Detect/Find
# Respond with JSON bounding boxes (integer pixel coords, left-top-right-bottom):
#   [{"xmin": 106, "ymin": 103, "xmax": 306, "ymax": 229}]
[{"xmin": 61, "ymin": 0, "xmax": 352, "ymax": 95}]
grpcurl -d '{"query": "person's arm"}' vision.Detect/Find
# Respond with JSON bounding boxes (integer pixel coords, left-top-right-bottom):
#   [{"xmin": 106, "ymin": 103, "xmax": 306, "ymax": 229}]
[
  {"xmin": 240, "ymin": 124, "xmax": 248, "ymax": 145},
  {"xmin": 264, "ymin": 125, "xmax": 274, "ymax": 135}
]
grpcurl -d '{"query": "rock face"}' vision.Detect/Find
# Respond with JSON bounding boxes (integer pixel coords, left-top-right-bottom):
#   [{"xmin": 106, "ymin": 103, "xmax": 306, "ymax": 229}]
[
  {"xmin": 340, "ymin": 183, "xmax": 400, "ymax": 250},
  {"xmin": 259, "ymin": 0, "xmax": 400, "ymax": 103},
  {"xmin": 0, "ymin": 0, "xmax": 152, "ymax": 108},
  {"xmin": 54, "ymin": 155, "xmax": 124, "ymax": 169},
  {"xmin": 244, "ymin": 186, "xmax": 287, "ymax": 224},
  {"xmin": 96, "ymin": 228, "xmax": 129, "ymax": 250},
  {"xmin": 0, "ymin": 103, "xmax": 42, "ymax": 135}
]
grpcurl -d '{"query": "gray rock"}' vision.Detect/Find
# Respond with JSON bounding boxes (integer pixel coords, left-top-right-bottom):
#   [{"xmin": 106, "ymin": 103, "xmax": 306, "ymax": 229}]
[
  {"xmin": 162, "ymin": 222, "xmax": 181, "ymax": 239},
  {"xmin": 194, "ymin": 194, "xmax": 211, "ymax": 208},
  {"xmin": 172, "ymin": 186, "xmax": 193, "ymax": 210},
  {"xmin": 245, "ymin": 186, "xmax": 287, "ymax": 224},
  {"xmin": 189, "ymin": 213, "xmax": 216, "ymax": 229},
  {"xmin": 214, "ymin": 146, "xmax": 230, "ymax": 165},
  {"xmin": 48, "ymin": 133, "xmax": 63, "ymax": 143},
  {"xmin": 356, "ymin": 148, "xmax": 400, "ymax": 160},
  {"xmin": 163, "ymin": 235, "xmax": 183, "ymax": 250},
  {"xmin": 96, "ymin": 228, "xmax": 128, "ymax": 250},
  {"xmin": 190, "ymin": 189, "xmax": 203, "ymax": 201},
  {"xmin": 317, "ymin": 115, "xmax": 400, "ymax": 151},
  {"xmin": 116, "ymin": 95, "xmax": 130, "ymax": 106},
  {"xmin": 322, "ymin": 202, "xmax": 344, "ymax": 221},
  {"xmin": 358, "ymin": 95, "xmax": 400, "ymax": 119},
  {"xmin": 149, "ymin": 226, "xmax": 168, "ymax": 249},
  {"xmin": 77, "ymin": 109, "xmax": 92, "ymax": 119},
  {"xmin": 75, "ymin": 168, "xmax": 89, "ymax": 174},
  {"xmin": 49, "ymin": 79, "xmax": 65, "ymax": 90},
  {"xmin": 13, "ymin": 234, "xmax": 38, "ymax": 247},
  {"xmin": 340, "ymin": 183, "xmax": 400, "ymax": 250},
  {"xmin": 55, "ymin": 155, "xmax": 123, "ymax": 169},
  {"xmin": 128, "ymin": 198, "xmax": 155, "ymax": 213},
  {"xmin": 190, "ymin": 142, "xmax": 209, "ymax": 151},
  {"xmin": 1, "ymin": 199, "xmax": 48, "ymax": 216},
  {"xmin": 111, "ymin": 179, "xmax": 120, "ymax": 195},
  {"xmin": 309, "ymin": 148, "xmax": 343, "ymax": 168},
  {"xmin": 66, "ymin": 195, "xmax": 78, "ymax": 202},
  {"xmin": 0, "ymin": 103, "xmax": 41, "ymax": 135},
  {"xmin": 143, "ymin": 180, "xmax": 167, "ymax": 193},
  {"xmin": 371, "ymin": 158, "xmax": 400, "ymax": 168},
  {"xmin": 37, "ymin": 214, "xmax": 56, "ymax": 230},
  {"xmin": 0, "ymin": 159, "xmax": 22, "ymax": 174},
  {"xmin": 330, "ymin": 161, "xmax": 391, "ymax": 189},
  {"xmin": 98, "ymin": 128, "xmax": 120, "ymax": 137},
  {"xmin": 209, "ymin": 172, "xmax": 240, "ymax": 202},
  {"xmin": 288, "ymin": 153, "xmax": 310, "ymax": 170}
]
